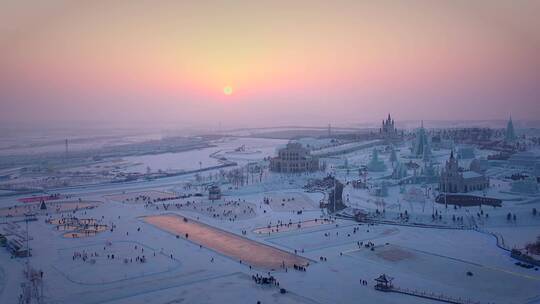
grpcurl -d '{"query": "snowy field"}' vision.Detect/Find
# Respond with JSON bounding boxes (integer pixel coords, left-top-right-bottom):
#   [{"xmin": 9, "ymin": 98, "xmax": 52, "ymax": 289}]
[
  {"xmin": 253, "ymin": 218, "xmax": 335, "ymax": 235},
  {"xmin": 267, "ymin": 223, "xmax": 399, "ymax": 252},
  {"xmin": 53, "ymin": 241, "xmax": 181, "ymax": 284},
  {"xmin": 0, "ymin": 200, "xmax": 101, "ymax": 217},
  {"xmin": 0, "ymin": 135, "xmax": 539, "ymax": 304},
  {"xmin": 153, "ymin": 197, "xmax": 258, "ymax": 221},
  {"xmin": 265, "ymin": 192, "xmax": 319, "ymax": 212},
  {"xmin": 348, "ymin": 243, "xmax": 539, "ymax": 304}
]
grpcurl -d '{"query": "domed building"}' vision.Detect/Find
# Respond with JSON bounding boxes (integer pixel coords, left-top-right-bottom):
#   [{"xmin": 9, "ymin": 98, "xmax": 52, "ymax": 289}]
[
  {"xmin": 269, "ymin": 142, "xmax": 319, "ymax": 173},
  {"xmin": 457, "ymin": 145, "xmax": 475, "ymax": 159},
  {"xmin": 439, "ymin": 151, "xmax": 489, "ymax": 193},
  {"xmin": 470, "ymin": 158, "xmax": 489, "ymax": 174}
]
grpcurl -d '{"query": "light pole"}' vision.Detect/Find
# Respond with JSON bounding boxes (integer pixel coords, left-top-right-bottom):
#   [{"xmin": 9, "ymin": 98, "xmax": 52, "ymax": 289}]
[
  {"xmin": 25, "ymin": 215, "xmax": 30, "ymax": 275},
  {"xmin": 333, "ymin": 174, "xmax": 336, "ymax": 214}
]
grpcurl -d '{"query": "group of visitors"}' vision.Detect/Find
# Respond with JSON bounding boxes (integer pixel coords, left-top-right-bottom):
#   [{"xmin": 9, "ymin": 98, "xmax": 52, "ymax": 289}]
[
  {"xmin": 147, "ymin": 198, "xmax": 255, "ymax": 221},
  {"xmin": 252, "ymin": 274, "xmax": 279, "ymax": 286}
]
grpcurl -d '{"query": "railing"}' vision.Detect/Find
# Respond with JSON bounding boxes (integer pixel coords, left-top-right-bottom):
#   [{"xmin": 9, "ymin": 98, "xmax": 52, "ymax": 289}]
[{"xmin": 375, "ymin": 285, "xmax": 486, "ymax": 304}]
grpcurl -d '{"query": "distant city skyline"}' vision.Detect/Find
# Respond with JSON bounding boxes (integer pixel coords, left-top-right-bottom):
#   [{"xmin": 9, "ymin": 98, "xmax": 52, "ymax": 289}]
[{"xmin": 1, "ymin": 1, "xmax": 539, "ymax": 127}]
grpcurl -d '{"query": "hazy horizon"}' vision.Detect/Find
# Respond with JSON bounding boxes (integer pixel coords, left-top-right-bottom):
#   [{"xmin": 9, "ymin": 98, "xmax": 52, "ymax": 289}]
[
  {"xmin": 1, "ymin": 118, "xmax": 539, "ymax": 140},
  {"xmin": 1, "ymin": 1, "xmax": 539, "ymax": 128}
]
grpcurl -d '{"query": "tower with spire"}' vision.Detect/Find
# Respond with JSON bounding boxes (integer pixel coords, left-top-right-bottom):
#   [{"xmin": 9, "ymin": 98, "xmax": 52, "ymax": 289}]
[
  {"xmin": 412, "ymin": 121, "xmax": 430, "ymax": 158},
  {"xmin": 439, "ymin": 150, "xmax": 489, "ymax": 193},
  {"xmin": 505, "ymin": 116, "xmax": 516, "ymax": 143},
  {"xmin": 380, "ymin": 113, "xmax": 398, "ymax": 141}
]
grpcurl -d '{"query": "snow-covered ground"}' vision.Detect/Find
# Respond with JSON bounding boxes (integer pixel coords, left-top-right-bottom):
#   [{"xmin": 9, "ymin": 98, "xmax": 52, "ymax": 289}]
[{"xmin": 1, "ymin": 136, "xmax": 539, "ymax": 304}]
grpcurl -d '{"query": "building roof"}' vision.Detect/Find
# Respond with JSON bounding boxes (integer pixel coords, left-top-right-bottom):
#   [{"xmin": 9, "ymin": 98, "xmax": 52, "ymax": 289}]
[
  {"xmin": 462, "ymin": 171, "xmax": 482, "ymax": 179},
  {"xmin": 374, "ymin": 274, "xmax": 393, "ymax": 283},
  {"xmin": 509, "ymin": 151, "xmax": 539, "ymax": 160}
]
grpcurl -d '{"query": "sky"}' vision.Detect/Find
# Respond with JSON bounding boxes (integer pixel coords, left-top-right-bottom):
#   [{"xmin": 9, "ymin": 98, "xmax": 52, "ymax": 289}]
[{"xmin": 0, "ymin": 0, "xmax": 539, "ymax": 128}]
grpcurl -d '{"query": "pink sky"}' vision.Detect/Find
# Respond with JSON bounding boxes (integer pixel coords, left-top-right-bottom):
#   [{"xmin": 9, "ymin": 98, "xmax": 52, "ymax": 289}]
[{"xmin": 1, "ymin": 0, "xmax": 539, "ymax": 128}]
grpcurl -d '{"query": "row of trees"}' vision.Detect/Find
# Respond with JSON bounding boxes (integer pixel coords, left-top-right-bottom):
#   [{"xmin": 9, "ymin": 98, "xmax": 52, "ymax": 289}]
[{"xmin": 194, "ymin": 164, "xmax": 266, "ymax": 187}]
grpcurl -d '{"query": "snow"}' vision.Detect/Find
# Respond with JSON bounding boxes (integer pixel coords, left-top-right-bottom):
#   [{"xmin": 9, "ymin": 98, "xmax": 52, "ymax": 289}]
[
  {"xmin": 462, "ymin": 171, "xmax": 482, "ymax": 178},
  {"xmin": 123, "ymin": 150, "xmax": 222, "ymax": 173},
  {"xmin": 53, "ymin": 241, "xmax": 181, "ymax": 284},
  {"xmin": 265, "ymin": 192, "xmax": 319, "ymax": 212},
  {"xmin": 1, "ymin": 135, "xmax": 539, "ymax": 304}
]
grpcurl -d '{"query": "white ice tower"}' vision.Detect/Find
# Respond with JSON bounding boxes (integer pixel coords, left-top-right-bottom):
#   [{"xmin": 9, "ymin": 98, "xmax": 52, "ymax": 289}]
[
  {"xmin": 505, "ymin": 116, "xmax": 517, "ymax": 143},
  {"xmin": 412, "ymin": 121, "xmax": 430, "ymax": 158}
]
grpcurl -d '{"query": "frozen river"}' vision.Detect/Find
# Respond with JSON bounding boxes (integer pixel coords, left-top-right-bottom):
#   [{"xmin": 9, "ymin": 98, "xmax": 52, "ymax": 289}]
[{"xmin": 122, "ymin": 137, "xmax": 287, "ymax": 173}]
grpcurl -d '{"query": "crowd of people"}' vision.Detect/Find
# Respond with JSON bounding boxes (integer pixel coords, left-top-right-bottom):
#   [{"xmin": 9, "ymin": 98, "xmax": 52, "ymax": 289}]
[
  {"xmin": 70, "ymin": 243, "xmax": 160, "ymax": 265},
  {"xmin": 258, "ymin": 217, "xmax": 334, "ymax": 235},
  {"xmin": 121, "ymin": 193, "xmax": 185, "ymax": 204},
  {"xmin": 145, "ymin": 198, "xmax": 256, "ymax": 221},
  {"xmin": 252, "ymin": 273, "xmax": 280, "ymax": 286}
]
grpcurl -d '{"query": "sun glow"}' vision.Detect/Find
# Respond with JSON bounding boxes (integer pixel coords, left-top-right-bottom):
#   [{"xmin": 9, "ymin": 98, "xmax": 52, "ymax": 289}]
[{"xmin": 223, "ymin": 86, "xmax": 233, "ymax": 95}]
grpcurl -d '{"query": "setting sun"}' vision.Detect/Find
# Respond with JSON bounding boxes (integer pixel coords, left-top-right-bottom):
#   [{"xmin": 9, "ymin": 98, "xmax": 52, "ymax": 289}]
[
  {"xmin": 223, "ymin": 86, "xmax": 233, "ymax": 95},
  {"xmin": 1, "ymin": 2, "xmax": 539, "ymax": 304}
]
